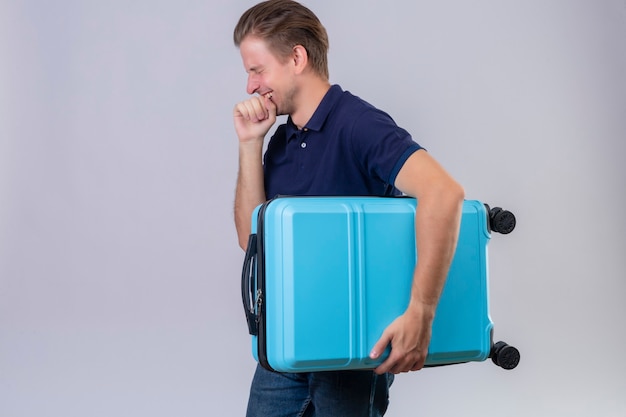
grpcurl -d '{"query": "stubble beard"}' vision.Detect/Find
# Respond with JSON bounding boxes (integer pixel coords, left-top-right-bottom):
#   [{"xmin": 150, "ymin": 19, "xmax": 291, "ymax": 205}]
[{"xmin": 275, "ymin": 84, "xmax": 298, "ymax": 117}]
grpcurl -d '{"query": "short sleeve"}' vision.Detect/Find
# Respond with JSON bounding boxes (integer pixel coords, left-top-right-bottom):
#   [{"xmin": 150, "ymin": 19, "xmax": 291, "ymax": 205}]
[{"xmin": 349, "ymin": 109, "xmax": 423, "ymax": 187}]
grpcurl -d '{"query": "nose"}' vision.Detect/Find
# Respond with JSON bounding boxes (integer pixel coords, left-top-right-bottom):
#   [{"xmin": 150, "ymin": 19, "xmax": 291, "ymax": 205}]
[{"xmin": 246, "ymin": 73, "xmax": 260, "ymax": 95}]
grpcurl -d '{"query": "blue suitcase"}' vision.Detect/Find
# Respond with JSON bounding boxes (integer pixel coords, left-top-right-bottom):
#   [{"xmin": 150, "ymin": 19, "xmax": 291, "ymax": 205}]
[{"xmin": 241, "ymin": 196, "xmax": 519, "ymax": 373}]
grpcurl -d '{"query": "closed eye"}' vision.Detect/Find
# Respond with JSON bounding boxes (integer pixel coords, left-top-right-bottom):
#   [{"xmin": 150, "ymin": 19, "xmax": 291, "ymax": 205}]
[{"xmin": 247, "ymin": 66, "xmax": 263, "ymax": 75}]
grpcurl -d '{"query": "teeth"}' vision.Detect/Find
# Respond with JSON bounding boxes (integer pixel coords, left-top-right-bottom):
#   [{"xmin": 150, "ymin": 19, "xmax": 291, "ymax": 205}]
[{"xmin": 264, "ymin": 92, "xmax": 273, "ymax": 100}]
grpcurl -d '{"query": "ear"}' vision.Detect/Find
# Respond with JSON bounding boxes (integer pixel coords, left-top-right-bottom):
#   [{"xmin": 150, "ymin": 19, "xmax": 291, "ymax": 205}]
[{"xmin": 291, "ymin": 45, "xmax": 308, "ymax": 75}]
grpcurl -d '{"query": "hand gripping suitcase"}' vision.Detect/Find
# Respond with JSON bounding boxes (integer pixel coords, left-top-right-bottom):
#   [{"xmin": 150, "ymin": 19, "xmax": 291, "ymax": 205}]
[{"xmin": 241, "ymin": 196, "xmax": 520, "ymax": 373}]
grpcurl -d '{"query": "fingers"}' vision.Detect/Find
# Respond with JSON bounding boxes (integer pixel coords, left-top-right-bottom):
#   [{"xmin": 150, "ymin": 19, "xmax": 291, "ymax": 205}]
[
  {"xmin": 374, "ymin": 350, "xmax": 426, "ymax": 375},
  {"xmin": 234, "ymin": 96, "xmax": 269, "ymax": 123},
  {"xmin": 369, "ymin": 331, "xmax": 391, "ymax": 362},
  {"xmin": 370, "ymin": 315, "xmax": 430, "ymax": 375},
  {"xmin": 264, "ymin": 94, "xmax": 277, "ymax": 118},
  {"xmin": 233, "ymin": 95, "xmax": 277, "ymax": 143},
  {"xmin": 370, "ymin": 331, "xmax": 403, "ymax": 375}
]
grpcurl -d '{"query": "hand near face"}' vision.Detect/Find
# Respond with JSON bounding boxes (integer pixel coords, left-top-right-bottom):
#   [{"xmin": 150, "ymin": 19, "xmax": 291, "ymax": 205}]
[{"xmin": 233, "ymin": 94, "xmax": 277, "ymax": 144}]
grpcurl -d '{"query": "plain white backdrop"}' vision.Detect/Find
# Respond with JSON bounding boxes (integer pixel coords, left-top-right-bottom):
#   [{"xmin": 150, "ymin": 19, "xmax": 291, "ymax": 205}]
[{"xmin": 1, "ymin": 0, "xmax": 625, "ymax": 416}]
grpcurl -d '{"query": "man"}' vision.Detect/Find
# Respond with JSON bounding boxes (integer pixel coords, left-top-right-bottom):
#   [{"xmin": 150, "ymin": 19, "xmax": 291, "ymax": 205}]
[{"xmin": 232, "ymin": 1, "xmax": 464, "ymax": 415}]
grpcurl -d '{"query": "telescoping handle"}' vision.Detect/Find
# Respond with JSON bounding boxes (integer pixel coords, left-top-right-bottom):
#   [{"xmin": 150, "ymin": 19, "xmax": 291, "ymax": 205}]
[{"xmin": 241, "ymin": 233, "xmax": 259, "ymax": 335}]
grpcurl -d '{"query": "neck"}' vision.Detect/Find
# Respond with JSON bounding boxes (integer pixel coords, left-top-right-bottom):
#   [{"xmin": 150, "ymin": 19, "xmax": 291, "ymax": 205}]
[{"xmin": 290, "ymin": 77, "xmax": 331, "ymax": 130}]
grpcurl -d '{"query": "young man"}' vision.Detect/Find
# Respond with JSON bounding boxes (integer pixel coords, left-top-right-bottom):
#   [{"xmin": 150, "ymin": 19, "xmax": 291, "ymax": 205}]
[{"xmin": 232, "ymin": 1, "xmax": 464, "ymax": 415}]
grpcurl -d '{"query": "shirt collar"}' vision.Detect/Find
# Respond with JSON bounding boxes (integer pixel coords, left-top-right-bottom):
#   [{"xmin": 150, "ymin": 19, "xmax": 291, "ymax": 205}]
[{"xmin": 285, "ymin": 84, "xmax": 343, "ymax": 139}]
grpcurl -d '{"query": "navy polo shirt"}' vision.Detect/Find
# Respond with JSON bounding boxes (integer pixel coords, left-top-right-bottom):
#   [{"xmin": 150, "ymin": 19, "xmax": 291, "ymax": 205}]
[{"xmin": 264, "ymin": 84, "xmax": 423, "ymax": 199}]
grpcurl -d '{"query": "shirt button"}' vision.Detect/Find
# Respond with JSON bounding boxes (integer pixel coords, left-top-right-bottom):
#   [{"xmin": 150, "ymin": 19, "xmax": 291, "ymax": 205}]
[{"xmin": 301, "ymin": 142, "xmax": 307, "ymax": 148}]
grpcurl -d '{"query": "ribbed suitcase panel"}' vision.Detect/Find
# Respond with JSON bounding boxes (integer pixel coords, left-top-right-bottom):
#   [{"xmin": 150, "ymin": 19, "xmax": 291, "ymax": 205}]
[{"xmin": 251, "ymin": 197, "xmax": 493, "ymax": 372}]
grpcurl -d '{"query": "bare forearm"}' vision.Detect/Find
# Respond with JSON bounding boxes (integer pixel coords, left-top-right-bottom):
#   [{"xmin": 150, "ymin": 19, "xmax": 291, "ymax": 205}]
[
  {"xmin": 408, "ymin": 186, "xmax": 464, "ymax": 314},
  {"xmin": 232, "ymin": 95, "xmax": 277, "ymax": 250},
  {"xmin": 393, "ymin": 150, "xmax": 465, "ymax": 312},
  {"xmin": 369, "ymin": 185, "xmax": 463, "ymax": 374},
  {"xmin": 368, "ymin": 149, "xmax": 465, "ymax": 374},
  {"xmin": 234, "ymin": 141, "xmax": 266, "ymax": 250}
]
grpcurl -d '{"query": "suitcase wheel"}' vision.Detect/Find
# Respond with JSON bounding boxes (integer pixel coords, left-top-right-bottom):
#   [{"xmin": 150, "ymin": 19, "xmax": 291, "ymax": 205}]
[
  {"xmin": 490, "ymin": 341, "xmax": 520, "ymax": 370},
  {"xmin": 488, "ymin": 207, "xmax": 516, "ymax": 235}
]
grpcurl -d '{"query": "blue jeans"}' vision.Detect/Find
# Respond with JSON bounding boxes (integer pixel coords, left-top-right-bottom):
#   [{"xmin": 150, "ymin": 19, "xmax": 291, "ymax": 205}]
[{"xmin": 246, "ymin": 364, "xmax": 394, "ymax": 417}]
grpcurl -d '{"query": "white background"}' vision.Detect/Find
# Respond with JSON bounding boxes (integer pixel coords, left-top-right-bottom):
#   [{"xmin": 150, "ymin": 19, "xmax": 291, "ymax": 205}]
[{"xmin": 1, "ymin": 1, "xmax": 625, "ymax": 416}]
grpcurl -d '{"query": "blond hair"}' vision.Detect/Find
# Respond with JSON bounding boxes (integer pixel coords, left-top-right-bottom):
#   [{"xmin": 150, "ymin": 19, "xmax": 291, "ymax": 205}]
[{"xmin": 234, "ymin": 0, "xmax": 330, "ymax": 80}]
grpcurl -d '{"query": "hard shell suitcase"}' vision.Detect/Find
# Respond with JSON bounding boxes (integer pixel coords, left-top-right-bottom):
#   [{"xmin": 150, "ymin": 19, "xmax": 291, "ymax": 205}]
[{"xmin": 241, "ymin": 196, "xmax": 519, "ymax": 373}]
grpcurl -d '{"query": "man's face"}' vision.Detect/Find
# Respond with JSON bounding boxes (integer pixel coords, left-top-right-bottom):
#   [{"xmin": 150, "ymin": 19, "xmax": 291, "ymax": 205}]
[{"xmin": 239, "ymin": 36, "xmax": 296, "ymax": 115}]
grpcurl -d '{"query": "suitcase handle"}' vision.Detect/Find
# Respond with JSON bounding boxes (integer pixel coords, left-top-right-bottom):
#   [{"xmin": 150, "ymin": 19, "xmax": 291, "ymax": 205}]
[{"xmin": 241, "ymin": 233, "xmax": 259, "ymax": 335}]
